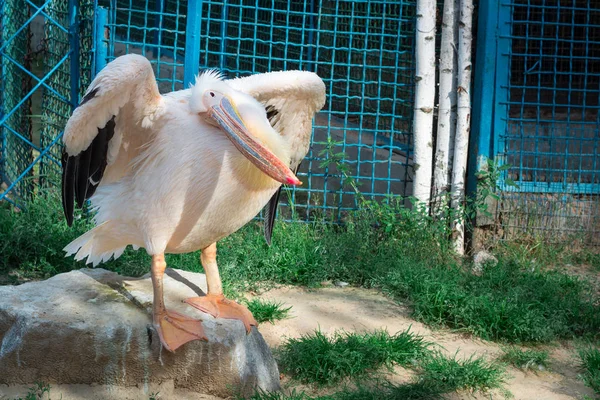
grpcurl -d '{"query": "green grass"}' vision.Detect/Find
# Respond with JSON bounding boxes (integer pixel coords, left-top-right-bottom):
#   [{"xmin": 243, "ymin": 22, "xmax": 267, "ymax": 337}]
[
  {"xmin": 278, "ymin": 328, "xmax": 430, "ymax": 385},
  {"xmin": 245, "ymin": 298, "xmax": 292, "ymax": 324},
  {"xmin": 579, "ymin": 347, "xmax": 600, "ymax": 395},
  {"xmin": 499, "ymin": 346, "xmax": 549, "ymax": 371},
  {"xmin": 249, "ymin": 351, "xmax": 507, "ymax": 399},
  {"xmin": 2, "ymin": 192, "xmax": 599, "ymax": 343},
  {"xmin": 419, "ymin": 353, "xmax": 507, "ymax": 394}
]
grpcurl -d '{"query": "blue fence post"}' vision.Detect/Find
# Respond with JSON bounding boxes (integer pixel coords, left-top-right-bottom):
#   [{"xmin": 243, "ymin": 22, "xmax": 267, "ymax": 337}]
[
  {"xmin": 152, "ymin": 0, "xmax": 163, "ymax": 59},
  {"xmin": 0, "ymin": 0, "xmax": 5, "ymax": 182},
  {"xmin": 493, "ymin": 0, "xmax": 512, "ymax": 189},
  {"xmin": 184, "ymin": 0, "xmax": 202, "ymax": 87},
  {"xmin": 94, "ymin": 6, "xmax": 108, "ymax": 76},
  {"xmin": 466, "ymin": 0, "xmax": 499, "ymax": 197},
  {"xmin": 68, "ymin": 0, "xmax": 80, "ymax": 107},
  {"xmin": 306, "ymin": 0, "xmax": 315, "ymax": 72},
  {"xmin": 219, "ymin": 3, "xmax": 229, "ymax": 70}
]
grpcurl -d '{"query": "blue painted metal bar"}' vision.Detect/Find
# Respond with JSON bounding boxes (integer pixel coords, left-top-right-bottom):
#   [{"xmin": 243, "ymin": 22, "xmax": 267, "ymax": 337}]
[
  {"xmin": 24, "ymin": 0, "xmax": 69, "ymax": 34},
  {"xmin": 94, "ymin": 6, "xmax": 108, "ymax": 75},
  {"xmin": 152, "ymin": 0, "xmax": 162, "ymax": 58},
  {"xmin": 0, "ymin": 133, "xmax": 64, "ymax": 202},
  {"xmin": 0, "ymin": 0, "xmax": 67, "ymax": 55},
  {"xmin": 467, "ymin": 0, "xmax": 499, "ymax": 197},
  {"xmin": 0, "ymin": 52, "xmax": 71, "ymax": 127},
  {"xmin": 306, "ymin": 0, "xmax": 315, "ymax": 72},
  {"xmin": 0, "ymin": 0, "xmax": 5, "ymax": 180},
  {"xmin": 184, "ymin": 0, "xmax": 202, "ymax": 87},
  {"xmin": 219, "ymin": 2, "xmax": 228, "ymax": 70},
  {"xmin": 494, "ymin": 0, "xmax": 512, "ymax": 188},
  {"xmin": 1, "ymin": 52, "xmax": 70, "ymax": 103},
  {"xmin": 68, "ymin": 0, "xmax": 80, "ymax": 107}
]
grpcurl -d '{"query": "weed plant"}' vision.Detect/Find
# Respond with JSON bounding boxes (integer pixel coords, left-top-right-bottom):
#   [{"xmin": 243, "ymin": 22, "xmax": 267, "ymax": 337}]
[
  {"xmin": 499, "ymin": 347, "xmax": 549, "ymax": 371},
  {"xmin": 579, "ymin": 347, "xmax": 600, "ymax": 395},
  {"xmin": 245, "ymin": 298, "xmax": 292, "ymax": 323}
]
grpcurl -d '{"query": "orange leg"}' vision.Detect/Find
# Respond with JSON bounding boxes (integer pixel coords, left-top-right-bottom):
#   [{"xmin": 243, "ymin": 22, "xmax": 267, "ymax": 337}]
[
  {"xmin": 151, "ymin": 254, "xmax": 207, "ymax": 351},
  {"xmin": 184, "ymin": 243, "xmax": 258, "ymax": 333}
]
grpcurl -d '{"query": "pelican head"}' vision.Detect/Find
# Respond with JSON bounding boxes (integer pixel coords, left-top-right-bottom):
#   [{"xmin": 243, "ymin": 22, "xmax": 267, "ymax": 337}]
[{"xmin": 190, "ymin": 71, "xmax": 301, "ymax": 186}]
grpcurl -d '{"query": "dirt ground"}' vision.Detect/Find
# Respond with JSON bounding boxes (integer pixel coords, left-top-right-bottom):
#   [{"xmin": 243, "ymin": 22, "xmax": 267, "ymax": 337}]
[
  {"xmin": 255, "ymin": 285, "xmax": 596, "ymax": 400},
  {"xmin": 1, "ymin": 285, "xmax": 595, "ymax": 400}
]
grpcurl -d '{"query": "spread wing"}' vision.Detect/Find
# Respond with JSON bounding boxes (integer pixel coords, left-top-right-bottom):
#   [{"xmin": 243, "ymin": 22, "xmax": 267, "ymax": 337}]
[
  {"xmin": 229, "ymin": 71, "xmax": 326, "ymax": 244},
  {"xmin": 61, "ymin": 54, "xmax": 164, "ymax": 226}
]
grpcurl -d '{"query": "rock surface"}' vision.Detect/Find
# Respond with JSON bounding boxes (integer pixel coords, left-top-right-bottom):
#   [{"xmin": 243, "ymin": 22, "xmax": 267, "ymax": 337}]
[
  {"xmin": 0, "ymin": 268, "xmax": 280, "ymax": 398},
  {"xmin": 472, "ymin": 250, "xmax": 499, "ymax": 275}
]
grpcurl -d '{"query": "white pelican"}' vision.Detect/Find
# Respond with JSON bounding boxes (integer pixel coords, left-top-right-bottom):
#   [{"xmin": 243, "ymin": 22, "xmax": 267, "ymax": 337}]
[{"xmin": 61, "ymin": 54, "xmax": 325, "ymax": 351}]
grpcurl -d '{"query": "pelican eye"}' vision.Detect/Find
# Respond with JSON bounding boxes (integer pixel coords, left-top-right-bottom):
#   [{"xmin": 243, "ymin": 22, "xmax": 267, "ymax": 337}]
[{"xmin": 209, "ymin": 92, "xmax": 215, "ymax": 97}]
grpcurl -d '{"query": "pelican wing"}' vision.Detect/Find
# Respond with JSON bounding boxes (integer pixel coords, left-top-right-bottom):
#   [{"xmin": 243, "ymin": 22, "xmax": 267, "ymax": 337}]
[
  {"xmin": 229, "ymin": 70, "xmax": 326, "ymax": 244},
  {"xmin": 229, "ymin": 70, "xmax": 326, "ymax": 169},
  {"xmin": 61, "ymin": 54, "xmax": 163, "ymax": 226}
]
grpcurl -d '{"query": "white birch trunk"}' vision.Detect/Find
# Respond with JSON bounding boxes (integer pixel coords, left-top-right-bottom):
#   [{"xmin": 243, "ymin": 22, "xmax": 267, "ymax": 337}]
[
  {"xmin": 451, "ymin": 0, "xmax": 474, "ymax": 253},
  {"xmin": 433, "ymin": 0, "xmax": 458, "ymax": 208},
  {"xmin": 412, "ymin": 0, "xmax": 437, "ymax": 208}
]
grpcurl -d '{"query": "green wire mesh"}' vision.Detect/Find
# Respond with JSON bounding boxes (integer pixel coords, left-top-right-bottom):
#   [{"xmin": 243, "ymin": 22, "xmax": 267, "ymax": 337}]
[
  {"xmin": 39, "ymin": 0, "xmax": 96, "ymax": 188},
  {"xmin": 0, "ymin": 0, "xmax": 95, "ymax": 206},
  {"xmin": 0, "ymin": 0, "xmax": 33, "ymax": 201},
  {"xmin": 494, "ymin": 0, "xmax": 600, "ymax": 244}
]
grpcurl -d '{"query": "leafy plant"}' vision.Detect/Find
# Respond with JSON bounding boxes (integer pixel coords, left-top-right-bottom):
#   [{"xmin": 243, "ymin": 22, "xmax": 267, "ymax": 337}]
[{"xmin": 245, "ymin": 298, "xmax": 292, "ymax": 323}]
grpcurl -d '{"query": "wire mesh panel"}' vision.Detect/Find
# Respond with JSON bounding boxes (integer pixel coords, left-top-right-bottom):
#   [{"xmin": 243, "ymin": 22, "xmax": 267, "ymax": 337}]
[
  {"xmin": 99, "ymin": 0, "xmax": 188, "ymax": 92},
  {"xmin": 99, "ymin": 0, "xmax": 416, "ymax": 220},
  {"xmin": 200, "ymin": 0, "xmax": 416, "ymax": 220},
  {"xmin": 493, "ymin": 0, "xmax": 600, "ymax": 243},
  {"xmin": 0, "ymin": 0, "xmax": 94, "ymax": 207},
  {"xmin": 0, "ymin": 0, "xmax": 34, "ymax": 201}
]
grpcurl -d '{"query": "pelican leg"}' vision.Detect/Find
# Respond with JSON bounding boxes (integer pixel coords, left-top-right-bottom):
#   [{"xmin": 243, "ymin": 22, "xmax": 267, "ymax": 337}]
[
  {"xmin": 151, "ymin": 254, "xmax": 207, "ymax": 351},
  {"xmin": 184, "ymin": 243, "xmax": 258, "ymax": 333}
]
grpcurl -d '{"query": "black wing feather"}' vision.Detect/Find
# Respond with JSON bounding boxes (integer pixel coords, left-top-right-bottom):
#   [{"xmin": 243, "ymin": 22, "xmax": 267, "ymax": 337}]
[
  {"xmin": 74, "ymin": 143, "xmax": 92, "ymax": 208},
  {"xmin": 85, "ymin": 117, "xmax": 115, "ymax": 199},
  {"xmin": 263, "ymin": 187, "xmax": 282, "ymax": 246},
  {"xmin": 61, "ymin": 151, "xmax": 76, "ymax": 227},
  {"xmin": 61, "ymin": 86, "xmax": 117, "ymax": 225},
  {"xmin": 263, "ymin": 162, "xmax": 302, "ymax": 245}
]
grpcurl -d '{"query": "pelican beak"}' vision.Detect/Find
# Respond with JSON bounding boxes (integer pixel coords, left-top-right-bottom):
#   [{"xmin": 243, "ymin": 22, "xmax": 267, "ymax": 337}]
[{"xmin": 208, "ymin": 96, "xmax": 301, "ymax": 185}]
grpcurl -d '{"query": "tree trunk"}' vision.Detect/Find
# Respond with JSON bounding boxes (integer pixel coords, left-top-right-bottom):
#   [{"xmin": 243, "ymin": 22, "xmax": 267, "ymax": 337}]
[
  {"xmin": 451, "ymin": 0, "xmax": 474, "ymax": 253},
  {"xmin": 412, "ymin": 0, "xmax": 437, "ymax": 209}
]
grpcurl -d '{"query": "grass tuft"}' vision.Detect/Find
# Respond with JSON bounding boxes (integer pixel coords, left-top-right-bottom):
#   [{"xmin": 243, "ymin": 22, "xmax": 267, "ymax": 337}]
[
  {"xmin": 579, "ymin": 347, "xmax": 600, "ymax": 395},
  {"xmin": 278, "ymin": 328, "xmax": 430, "ymax": 385},
  {"xmin": 419, "ymin": 352, "xmax": 507, "ymax": 394},
  {"xmin": 245, "ymin": 298, "xmax": 292, "ymax": 324},
  {"xmin": 499, "ymin": 346, "xmax": 549, "ymax": 371}
]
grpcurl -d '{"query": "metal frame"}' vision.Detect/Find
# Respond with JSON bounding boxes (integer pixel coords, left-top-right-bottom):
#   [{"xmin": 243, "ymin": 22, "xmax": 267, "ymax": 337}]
[
  {"xmin": 469, "ymin": 0, "xmax": 600, "ymax": 195},
  {"xmin": 0, "ymin": 0, "xmax": 82, "ymax": 206}
]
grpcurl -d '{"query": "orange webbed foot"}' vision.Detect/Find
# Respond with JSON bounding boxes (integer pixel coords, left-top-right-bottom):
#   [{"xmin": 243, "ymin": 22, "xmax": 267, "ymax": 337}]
[
  {"xmin": 154, "ymin": 309, "xmax": 207, "ymax": 352},
  {"xmin": 184, "ymin": 294, "xmax": 258, "ymax": 333}
]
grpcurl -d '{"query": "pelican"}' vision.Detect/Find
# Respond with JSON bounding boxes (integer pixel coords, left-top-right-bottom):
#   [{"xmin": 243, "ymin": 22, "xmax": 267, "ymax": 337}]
[{"xmin": 61, "ymin": 54, "xmax": 325, "ymax": 351}]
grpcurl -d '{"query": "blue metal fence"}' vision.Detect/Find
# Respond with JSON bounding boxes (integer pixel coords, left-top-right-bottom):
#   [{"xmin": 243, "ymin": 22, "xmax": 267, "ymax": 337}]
[
  {"xmin": 472, "ymin": 0, "xmax": 600, "ymax": 243},
  {"xmin": 95, "ymin": 0, "xmax": 417, "ymax": 220},
  {"xmin": 3, "ymin": 0, "xmax": 597, "ymax": 241}
]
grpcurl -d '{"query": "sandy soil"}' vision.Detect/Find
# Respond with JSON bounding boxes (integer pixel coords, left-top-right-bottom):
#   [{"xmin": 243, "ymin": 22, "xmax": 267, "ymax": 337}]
[{"xmin": 255, "ymin": 285, "xmax": 596, "ymax": 400}]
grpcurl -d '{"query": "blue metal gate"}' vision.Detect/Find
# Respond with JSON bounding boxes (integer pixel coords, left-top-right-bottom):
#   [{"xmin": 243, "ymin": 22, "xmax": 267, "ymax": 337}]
[
  {"xmin": 472, "ymin": 0, "xmax": 600, "ymax": 242},
  {"xmin": 2, "ymin": 0, "xmax": 417, "ymax": 221}
]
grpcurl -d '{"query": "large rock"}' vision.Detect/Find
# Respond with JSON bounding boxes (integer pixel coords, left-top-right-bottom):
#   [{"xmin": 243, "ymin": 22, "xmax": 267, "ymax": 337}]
[{"xmin": 0, "ymin": 268, "xmax": 280, "ymax": 398}]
